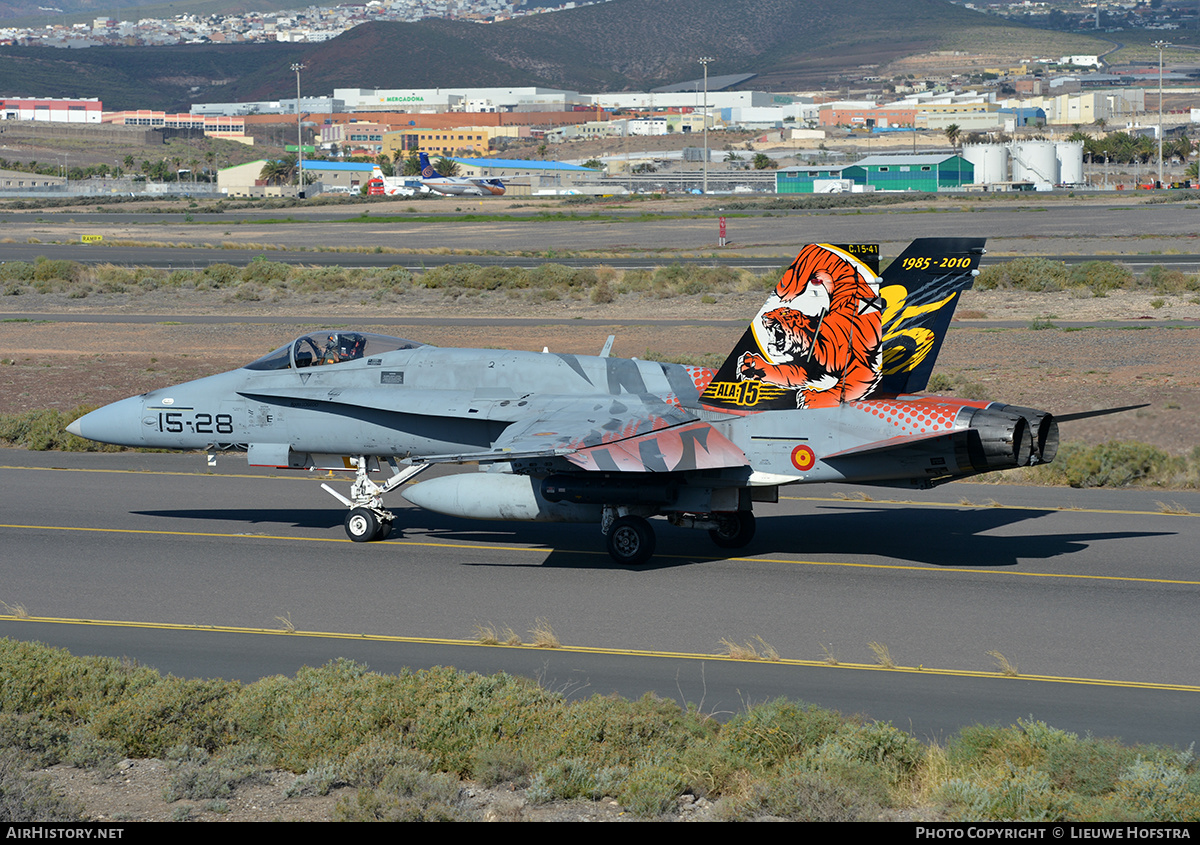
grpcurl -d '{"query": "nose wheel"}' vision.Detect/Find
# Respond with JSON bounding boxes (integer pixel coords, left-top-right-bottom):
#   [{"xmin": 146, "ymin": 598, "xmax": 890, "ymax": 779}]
[
  {"xmin": 323, "ymin": 457, "xmax": 427, "ymax": 542},
  {"xmin": 345, "ymin": 507, "xmax": 392, "ymax": 542}
]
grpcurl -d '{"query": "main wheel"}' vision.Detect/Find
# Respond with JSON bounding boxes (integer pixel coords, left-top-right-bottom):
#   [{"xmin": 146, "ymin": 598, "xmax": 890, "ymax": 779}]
[
  {"xmin": 345, "ymin": 508, "xmax": 380, "ymax": 542},
  {"xmin": 606, "ymin": 515, "xmax": 656, "ymax": 566},
  {"xmin": 709, "ymin": 511, "xmax": 756, "ymax": 549}
]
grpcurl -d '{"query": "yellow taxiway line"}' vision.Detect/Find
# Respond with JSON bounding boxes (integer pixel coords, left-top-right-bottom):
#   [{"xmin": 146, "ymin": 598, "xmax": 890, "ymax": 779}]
[{"xmin": 0, "ymin": 613, "xmax": 1196, "ymax": 694}]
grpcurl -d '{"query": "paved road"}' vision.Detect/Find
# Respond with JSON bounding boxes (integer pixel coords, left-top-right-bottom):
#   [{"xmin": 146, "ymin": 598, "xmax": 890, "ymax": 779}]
[
  {"xmin": 2, "ymin": 450, "xmax": 1197, "ymax": 745},
  {"xmin": 4, "ymin": 202, "xmax": 1200, "ymax": 262},
  {"xmin": 8, "ymin": 242, "xmax": 1200, "ymax": 272}
]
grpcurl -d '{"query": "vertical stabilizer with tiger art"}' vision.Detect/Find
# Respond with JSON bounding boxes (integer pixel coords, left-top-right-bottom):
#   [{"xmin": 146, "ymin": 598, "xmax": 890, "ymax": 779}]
[{"xmin": 700, "ymin": 238, "xmax": 985, "ymax": 413}]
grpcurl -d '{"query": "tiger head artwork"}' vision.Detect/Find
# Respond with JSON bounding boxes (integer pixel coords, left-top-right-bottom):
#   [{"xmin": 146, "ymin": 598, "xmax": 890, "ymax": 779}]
[{"xmin": 736, "ymin": 244, "xmax": 884, "ymax": 409}]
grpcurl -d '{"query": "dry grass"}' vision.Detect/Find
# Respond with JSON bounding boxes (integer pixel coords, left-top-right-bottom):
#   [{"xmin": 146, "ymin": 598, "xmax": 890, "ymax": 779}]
[
  {"xmin": 0, "ymin": 600, "xmax": 29, "ymax": 618},
  {"xmin": 987, "ymin": 650, "xmax": 1019, "ymax": 677},
  {"xmin": 868, "ymin": 641, "xmax": 896, "ymax": 669},
  {"xmin": 529, "ymin": 618, "xmax": 560, "ymax": 648},
  {"xmin": 820, "ymin": 643, "xmax": 839, "ymax": 666},
  {"xmin": 833, "ymin": 490, "xmax": 874, "ymax": 502},
  {"xmin": 912, "ymin": 741, "xmax": 954, "ymax": 806},
  {"xmin": 475, "ymin": 622, "xmax": 523, "ymax": 645},
  {"xmin": 1156, "ymin": 500, "xmax": 1190, "ymax": 515},
  {"xmin": 274, "ymin": 612, "xmax": 295, "ymax": 633},
  {"xmin": 718, "ymin": 636, "xmax": 780, "ymax": 661}
]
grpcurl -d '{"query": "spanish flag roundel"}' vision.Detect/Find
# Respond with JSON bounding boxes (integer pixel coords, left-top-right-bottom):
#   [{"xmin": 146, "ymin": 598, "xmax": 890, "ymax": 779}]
[{"xmin": 791, "ymin": 445, "xmax": 816, "ymax": 472}]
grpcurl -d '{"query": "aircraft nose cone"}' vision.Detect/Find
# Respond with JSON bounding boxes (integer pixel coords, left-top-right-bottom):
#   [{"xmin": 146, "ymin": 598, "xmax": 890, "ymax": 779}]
[{"xmin": 67, "ymin": 396, "xmax": 144, "ymax": 447}]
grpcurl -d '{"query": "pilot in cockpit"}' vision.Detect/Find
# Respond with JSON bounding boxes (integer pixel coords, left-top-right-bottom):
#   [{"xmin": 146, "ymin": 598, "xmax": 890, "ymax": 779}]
[{"xmin": 320, "ymin": 332, "xmax": 366, "ymax": 365}]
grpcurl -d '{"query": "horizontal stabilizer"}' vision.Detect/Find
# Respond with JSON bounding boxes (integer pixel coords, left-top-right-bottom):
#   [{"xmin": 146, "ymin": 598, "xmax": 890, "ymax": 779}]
[{"xmin": 1055, "ymin": 404, "xmax": 1149, "ymax": 423}]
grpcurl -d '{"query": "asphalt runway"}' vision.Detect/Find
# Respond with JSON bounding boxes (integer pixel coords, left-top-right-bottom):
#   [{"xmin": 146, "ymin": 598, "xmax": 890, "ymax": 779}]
[
  {"xmin": 6, "ymin": 201, "xmax": 1200, "ymax": 260},
  {"xmin": 2, "ymin": 449, "xmax": 1198, "ymax": 746}
]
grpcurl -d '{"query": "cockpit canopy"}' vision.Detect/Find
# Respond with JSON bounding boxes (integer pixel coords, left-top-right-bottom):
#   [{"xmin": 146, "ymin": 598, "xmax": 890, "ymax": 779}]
[{"xmin": 246, "ymin": 331, "xmax": 426, "ymax": 371}]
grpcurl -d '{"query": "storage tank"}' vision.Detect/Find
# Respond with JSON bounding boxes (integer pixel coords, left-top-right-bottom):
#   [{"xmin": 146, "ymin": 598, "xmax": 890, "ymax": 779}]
[
  {"xmin": 963, "ymin": 143, "xmax": 1009, "ymax": 185},
  {"xmin": 1011, "ymin": 140, "xmax": 1058, "ymax": 189},
  {"xmin": 1055, "ymin": 140, "xmax": 1085, "ymax": 186}
]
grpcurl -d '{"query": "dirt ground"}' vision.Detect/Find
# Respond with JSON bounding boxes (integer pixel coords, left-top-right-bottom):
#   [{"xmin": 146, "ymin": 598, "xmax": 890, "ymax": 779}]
[{"xmin": 37, "ymin": 758, "xmax": 675, "ymax": 822}]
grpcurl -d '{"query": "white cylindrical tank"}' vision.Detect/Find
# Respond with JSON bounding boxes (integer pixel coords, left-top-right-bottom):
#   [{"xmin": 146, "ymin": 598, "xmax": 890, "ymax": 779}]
[
  {"xmin": 963, "ymin": 143, "xmax": 1009, "ymax": 184},
  {"xmin": 1012, "ymin": 140, "xmax": 1058, "ymax": 188},
  {"xmin": 1055, "ymin": 140, "xmax": 1084, "ymax": 186}
]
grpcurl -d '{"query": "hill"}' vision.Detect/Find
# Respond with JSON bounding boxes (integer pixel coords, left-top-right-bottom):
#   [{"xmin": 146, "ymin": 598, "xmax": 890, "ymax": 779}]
[{"xmin": 0, "ymin": 0, "xmax": 1110, "ymax": 110}]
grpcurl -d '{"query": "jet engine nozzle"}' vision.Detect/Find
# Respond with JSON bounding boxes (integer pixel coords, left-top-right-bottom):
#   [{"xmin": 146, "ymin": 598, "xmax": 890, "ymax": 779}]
[{"xmin": 967, "ymin": 407, "xmax": 1033, "ymax": 471}]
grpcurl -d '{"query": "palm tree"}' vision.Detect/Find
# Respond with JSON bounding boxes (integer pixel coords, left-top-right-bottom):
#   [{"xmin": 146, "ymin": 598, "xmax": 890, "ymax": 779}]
[
  {"xmin": 433, "ymin": 157, "xmax": 460, "ymax": 177},
  {"xmin": 259, "ymin": 155, "xmax": 297, "ymax": 186},
  {"xmin": 401, "ymin": 150, "xmax": 422, "ymax": 176},
  {"xmin": 944, "ymin": 124, "xmax": 961, "ymax": 150}
]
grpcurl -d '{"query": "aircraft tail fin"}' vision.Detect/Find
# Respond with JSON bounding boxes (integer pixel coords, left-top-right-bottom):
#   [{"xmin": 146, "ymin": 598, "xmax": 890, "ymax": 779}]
[
  {"xmin": 699, "ymin": 239, "xmax": 984, "ymax": 412},
  {"xmin": 875, "ymin": 237, "xmax": 986, "ymax": 395},
  {"xmin": 418, "ymin": 152, "xmax": 441, "ymax": 179}
]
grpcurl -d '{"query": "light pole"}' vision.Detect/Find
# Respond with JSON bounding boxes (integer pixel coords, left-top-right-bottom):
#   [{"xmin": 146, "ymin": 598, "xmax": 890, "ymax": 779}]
[
  {"xmin": 699, "ymin": 56, "xmax": 712, "ymax": 194},
  {"xmin": 291, "ymin": 62, "xmax": 305, "ymax": 198},
  {"xmin": 1153, "ymin": 41, "xmax": 1168, "ymax": 188}
]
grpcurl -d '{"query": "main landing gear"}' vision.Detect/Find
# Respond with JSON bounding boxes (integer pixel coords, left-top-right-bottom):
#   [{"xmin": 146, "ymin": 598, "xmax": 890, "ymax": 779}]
[
  {"xmin": 601, "ymin": 506, "xmax": 757, "ymax": 565},
  {"xmin": 323, "ymin": 457, "xmax": 428, "ymax": 542}
]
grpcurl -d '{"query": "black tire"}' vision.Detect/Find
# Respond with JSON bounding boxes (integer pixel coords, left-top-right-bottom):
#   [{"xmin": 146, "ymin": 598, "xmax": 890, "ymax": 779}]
[
  {"xmin": 606, "ymin": 515, "xmax": 656, "ymax": 565},
  {"xmin": 376, "ymin": 520, "xmax": 393, "ymax": 541},
  {"xmin": 345, "ymin": 508, "xmax": 379, "ymax": 542},
  {"xmin": 709, "ymin": 511, "xmax": 756, "ymax": 549}
]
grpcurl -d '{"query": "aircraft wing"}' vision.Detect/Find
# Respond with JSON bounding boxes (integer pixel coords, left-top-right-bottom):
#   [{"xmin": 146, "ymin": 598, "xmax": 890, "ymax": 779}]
[{"xmin": 418, "ymin": 395, "xmax": 749, "ymax": 473}]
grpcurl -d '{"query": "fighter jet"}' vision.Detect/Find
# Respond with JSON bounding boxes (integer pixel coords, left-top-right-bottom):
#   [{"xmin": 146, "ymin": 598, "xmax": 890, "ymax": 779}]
[{"xmin": 67, "ymin": 238, "xmax": 1065, "ymax": 565}]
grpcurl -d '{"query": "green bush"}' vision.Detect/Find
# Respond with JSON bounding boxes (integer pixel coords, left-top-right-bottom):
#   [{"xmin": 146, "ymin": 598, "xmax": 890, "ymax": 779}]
[
  {"xmin": 0, "ymin": 714, "xmax": 68, "ymax": 768},
  {"xmin": 92, "ymin": 676, "xmax": 240, "ymax": 757},
  {"xmin": 720, "ymin": 698, "xmax": 845, "ymax": 768},
  {"xmin": 939, "ymin": 764, "xmax": 1072, "ymax": 821},
  {"xmin": 0, "ymin": 261, "xmax": 34, "ymax": 282},
  {"xmin": 0, "ymin": 640, "xmax": 160, "ymax": 723},
  {"xmin": 32, "ymin": 257, "xmax": 82, "ymax": 284},
  {"xmin": 1069, "ymin": 261, "xmax": 1133, "ymax": 297},
  {"xmin": 1142, "ymin": 265, "xmax": 1200, "ymax": 294},
  {"xmin": 1051, "ymin": 440, "xmax": 1180, "ymax": 488},
  {"xmin": 976, "ymin": 257, "xmax": 1070, "ymax": 292}
]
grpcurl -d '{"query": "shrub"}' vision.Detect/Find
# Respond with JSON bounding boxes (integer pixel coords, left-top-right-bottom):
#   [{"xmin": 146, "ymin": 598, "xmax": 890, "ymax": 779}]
[
  {"xmin": 720, "ymin": 698, "xmax": 845, "ymax": 768},
  {"xmin": 0, "ymin": 749, "xmax": 86, "ymax": 822},
  {"xmin": 0, "ymin": 714, "xmax": 69, "ymax": 768},
  {"xmin": 1052, "ymin": 440, "xmax": 1180, "ymax": 488},
  {"xmin": 198, "ymin": 263, "xmax": 238, "ymax": 288},
  {"xmin": 91, "ymin": 676, "xmax": 240, "ymax": 757},
  {"xmin": 1069, "ymin": 261, "xmax": 1132, "ymax": 297},
  {"xmin": 618, "ymin": 763, "xmax": 687, "ymax": 817},
  {"xmin": 1112, "ymin": 749, "xmax": 1200, "ymax": 821},
  {"xmin": 975, "ymin": 257, "xmax": 1070, "ymax": 292},
  {"xmin": 335, "ymin": 766, "xmax": 471, "ymax": 821},
  {"xmin": 241, "ymin": 258, "xmax": 289, "ymax": 286},
  {"xmin": 939, "ymin": 764, "xmax": 1072, "ymax": 821}
]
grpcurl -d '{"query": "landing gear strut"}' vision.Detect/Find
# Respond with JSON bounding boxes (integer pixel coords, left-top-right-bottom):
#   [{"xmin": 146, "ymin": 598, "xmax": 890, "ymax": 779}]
[
  {"xmin": 323, "ymin": 457, "xmax": 428, "ymax": 542},
  {"xmin": 708, "ymin": 511, "xmax": 756, "ymax": 549}
]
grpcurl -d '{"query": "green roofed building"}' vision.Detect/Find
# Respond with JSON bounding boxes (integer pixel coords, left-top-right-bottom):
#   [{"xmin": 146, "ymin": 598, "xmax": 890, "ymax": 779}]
[
  {"xmin": 778, "ymin": 154, "xmax": 973, "ymax": 194},
  {"xmin": 844, "ymin": 154, "xmax": 973, "ymax": 192},
  {"xmin": 776, "ymin": 165, "xmax": 854, "ymax": 194}
]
